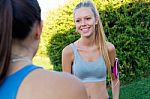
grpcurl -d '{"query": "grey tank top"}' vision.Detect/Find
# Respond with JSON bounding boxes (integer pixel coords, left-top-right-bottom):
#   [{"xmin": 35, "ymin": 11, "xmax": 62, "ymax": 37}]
[{"xmin": 70, "ymin": 43, "xmax": 107, "ymax": 83}]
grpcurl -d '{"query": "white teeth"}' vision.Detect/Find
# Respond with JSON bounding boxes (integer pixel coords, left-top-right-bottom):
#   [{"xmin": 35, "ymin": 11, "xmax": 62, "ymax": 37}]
[
  {"xmin": 81, "ymin": 28, "xmax": 89, "ymax": 33},
  {"xmin": 82, "ymin": 28, "xmax": 88, "ymax": 32},
  {"xmin": 82, "ymin": 28, "xmax": 88, "ymax": 31}
]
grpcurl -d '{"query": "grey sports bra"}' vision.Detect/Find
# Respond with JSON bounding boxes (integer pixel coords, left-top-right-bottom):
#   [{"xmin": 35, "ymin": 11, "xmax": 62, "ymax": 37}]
[{"xmin": 70, "ymin": 43, "xmax": 107, "ymax": 83}]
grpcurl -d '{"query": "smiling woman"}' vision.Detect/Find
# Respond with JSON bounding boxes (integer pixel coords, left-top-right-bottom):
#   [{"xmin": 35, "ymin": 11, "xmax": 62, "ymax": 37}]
[{"xmin": 62, "ymin": 0, "xmax": 120, "ymax": 99}]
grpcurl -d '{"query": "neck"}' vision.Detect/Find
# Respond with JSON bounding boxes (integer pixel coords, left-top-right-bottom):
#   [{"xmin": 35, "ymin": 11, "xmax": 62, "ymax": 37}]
[
  {"xmin": 7, "ymin": 55, "xmax": 32, "ymax": 76},
  {"xmin": 78, "ymin": 38, "xmax": 96, "ymax": 47},
  {"xmin": 10, "ymin": 55, "xmax": 32, "ymax": 64},
  {"xmin": 11, "ymin": 38, "xmax": 37, "ymax": 59}
]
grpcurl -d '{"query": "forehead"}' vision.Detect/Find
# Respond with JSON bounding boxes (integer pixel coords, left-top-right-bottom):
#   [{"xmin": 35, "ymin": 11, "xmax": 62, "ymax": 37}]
[{"xmin": 74, "ymin": 7, "xmax": 94, "ymax": 18}]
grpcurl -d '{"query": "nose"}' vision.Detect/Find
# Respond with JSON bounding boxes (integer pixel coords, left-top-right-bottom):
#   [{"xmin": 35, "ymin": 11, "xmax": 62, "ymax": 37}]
[{"xmin": 81, "ymin": 19, "xmax": 86, "ymax": 26}]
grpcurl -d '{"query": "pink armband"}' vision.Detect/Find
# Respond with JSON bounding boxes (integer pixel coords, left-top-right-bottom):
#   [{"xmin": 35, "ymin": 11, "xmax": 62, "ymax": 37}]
[{"xmin": 111, "ymin": 58, "xmax": 119, "ymax": 79}]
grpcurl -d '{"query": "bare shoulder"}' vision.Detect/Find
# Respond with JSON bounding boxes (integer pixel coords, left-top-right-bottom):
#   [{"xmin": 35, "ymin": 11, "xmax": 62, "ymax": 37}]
[
  {"xmin": 18, "ymin": 69, "xmax": 88, "ymax": 99},
  {"xmin": 36, "ymin": 70, "xmax": 88, "ymax": 99},
  {"xmin": 62, "ymin": 44, "xmax": 73, "ymax": 57},
  {"xmin": 62, "ymin": 44, "xmax": 74, "ymax": 72},
  {"xmin": 107, "ymin": 42, "xmax": 115, "ymax": 53},
  {"xmin": 107, "ymin": 42, "xmax": 116, "ymax": 65}
]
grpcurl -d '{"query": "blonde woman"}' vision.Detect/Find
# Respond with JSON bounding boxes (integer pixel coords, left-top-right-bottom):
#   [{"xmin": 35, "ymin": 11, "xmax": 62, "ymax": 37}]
[{"xmin": 62, "ymin": 0, "xmax": 120, "ymax": 99}]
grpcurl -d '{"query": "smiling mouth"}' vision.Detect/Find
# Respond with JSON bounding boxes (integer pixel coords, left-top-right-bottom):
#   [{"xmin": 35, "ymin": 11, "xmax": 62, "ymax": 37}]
[{"xmin": 81, "ymin": 27, "xmax": 90, "ymax": 33}]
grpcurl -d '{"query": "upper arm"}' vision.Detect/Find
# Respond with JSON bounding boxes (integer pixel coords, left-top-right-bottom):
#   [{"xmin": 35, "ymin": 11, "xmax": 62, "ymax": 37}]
[
  {"xmin": 107, "ymin": 42, "xmax": 119, "ymax": 80},
  {"xmin": 62, "ymin": 45, "xmax": 74, "ymax": 73}
]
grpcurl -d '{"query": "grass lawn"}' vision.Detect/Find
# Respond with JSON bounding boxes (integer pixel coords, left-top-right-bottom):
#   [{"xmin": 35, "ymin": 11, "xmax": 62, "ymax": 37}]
[
  {"xmin": 119, "ymin": 76, "xmax": 150, "ymax": 99},
  {"xmin": 109, "ymin": 76, "xmax": 150, "ymax": 99}
]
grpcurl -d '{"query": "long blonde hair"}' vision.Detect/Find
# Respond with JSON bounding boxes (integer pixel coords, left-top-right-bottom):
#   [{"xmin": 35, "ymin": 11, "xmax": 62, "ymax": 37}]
[{"xmin": 73, "ymin": 0, "xmax": 111, "ymax": 73}]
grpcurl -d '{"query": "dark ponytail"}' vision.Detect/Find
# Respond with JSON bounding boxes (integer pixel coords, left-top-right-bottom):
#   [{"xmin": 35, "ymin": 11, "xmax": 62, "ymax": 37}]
[
  {"xmin": 0, "ymin": 0, "xmax": 41, "ymax": 84},
  {"xmin": 0, "ymin": 0, "xmax": 13, "ymax": 83}
]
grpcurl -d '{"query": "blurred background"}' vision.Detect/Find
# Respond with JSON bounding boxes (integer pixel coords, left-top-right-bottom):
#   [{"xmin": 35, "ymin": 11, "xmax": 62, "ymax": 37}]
[{"xmin": 34, "ymin": 0, "xmax": 150, "ymax": 98}]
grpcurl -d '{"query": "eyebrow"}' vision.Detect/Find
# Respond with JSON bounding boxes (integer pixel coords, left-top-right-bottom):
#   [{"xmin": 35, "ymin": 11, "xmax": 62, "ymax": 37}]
[{"xmin": 75, "ymin": 15, "xmax": 92, "ymax": 19}]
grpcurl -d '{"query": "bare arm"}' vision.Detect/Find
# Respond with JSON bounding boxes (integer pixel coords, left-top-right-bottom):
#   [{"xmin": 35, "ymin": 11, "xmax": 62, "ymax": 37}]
[
  {"xmin": 62, "ymin": 45, "xmax": 74, "ymax": 73},
  {"xmin": 107, "ymin": 42, "xmax": 120, "ymax": 99}
]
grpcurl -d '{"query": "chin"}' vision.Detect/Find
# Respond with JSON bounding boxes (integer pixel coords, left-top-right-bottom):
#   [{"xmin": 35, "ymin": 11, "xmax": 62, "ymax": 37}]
[{"xmin": 82, "ymin": 32, "xmax": 93, "ymax": 37}]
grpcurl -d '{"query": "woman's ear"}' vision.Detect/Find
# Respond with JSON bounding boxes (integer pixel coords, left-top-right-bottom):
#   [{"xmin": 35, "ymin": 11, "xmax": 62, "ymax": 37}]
[{"xmin": 35, "ymin": 21, "xmax": 43, "ymax": 40}]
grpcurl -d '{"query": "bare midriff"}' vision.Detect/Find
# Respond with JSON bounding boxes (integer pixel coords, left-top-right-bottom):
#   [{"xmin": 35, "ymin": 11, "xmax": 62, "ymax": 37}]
[{"xmin": 83, "ymin": 81, "xmax": 109, "ymax": 99}]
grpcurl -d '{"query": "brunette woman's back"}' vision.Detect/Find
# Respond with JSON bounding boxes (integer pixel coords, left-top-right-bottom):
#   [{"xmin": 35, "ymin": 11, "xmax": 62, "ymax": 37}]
[
  {"xmin": 0, "ymin": 64, "xmax": 87, "ymax": 99},
  {"xmin": 0, "ymin": 0, "xmax": 88, "ymax": 99}
]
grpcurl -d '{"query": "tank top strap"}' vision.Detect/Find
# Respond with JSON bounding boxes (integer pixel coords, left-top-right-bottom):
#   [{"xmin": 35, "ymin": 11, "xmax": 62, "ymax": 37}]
[
  {"xmin": 69, "ymin": 43, "xmax": 80, "ymax": 59},
  {"xmin": 0, "ymin": 64, "xmax": 42, "ymax": 99}
]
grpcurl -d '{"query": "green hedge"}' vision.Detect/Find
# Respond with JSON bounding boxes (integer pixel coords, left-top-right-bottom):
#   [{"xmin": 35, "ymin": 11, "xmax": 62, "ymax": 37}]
[
  {"xmin": 42, "ymin": 0, "xmax": 150, "ymax": 84},
  {"xmin": 43, "ymin": 0, "xmax": 80, "ymax": 71},
  {"xmin": 99, "ymin": 0, "xmax": 150, "ymax": 83}
]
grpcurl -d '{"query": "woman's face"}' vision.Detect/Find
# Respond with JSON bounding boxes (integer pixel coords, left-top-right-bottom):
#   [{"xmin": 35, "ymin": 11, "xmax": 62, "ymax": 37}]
[{"xmin": 74, "ymin": 7, "xmax": 97, "ymax": 38}]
